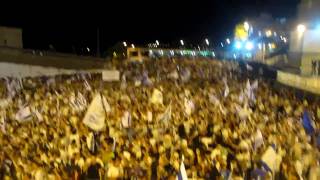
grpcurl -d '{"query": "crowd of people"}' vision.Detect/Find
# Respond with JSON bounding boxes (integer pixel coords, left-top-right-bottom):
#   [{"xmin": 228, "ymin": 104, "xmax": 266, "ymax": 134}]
[{"xmin": 0, "ymin": 58, "xmax": 320, "ymax": 179}]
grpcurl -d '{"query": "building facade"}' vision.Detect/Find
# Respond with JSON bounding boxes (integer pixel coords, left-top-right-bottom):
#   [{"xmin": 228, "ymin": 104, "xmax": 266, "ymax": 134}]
[{"xmin": 0, "ymin": 26, "xmax": 23, "ymax": 48}]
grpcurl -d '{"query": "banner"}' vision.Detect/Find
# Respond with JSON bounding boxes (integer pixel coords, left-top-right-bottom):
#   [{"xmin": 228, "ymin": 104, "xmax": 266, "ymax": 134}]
[{"xmin": 102, "ymin": 70, "xmax": 120, "ymax": 81}]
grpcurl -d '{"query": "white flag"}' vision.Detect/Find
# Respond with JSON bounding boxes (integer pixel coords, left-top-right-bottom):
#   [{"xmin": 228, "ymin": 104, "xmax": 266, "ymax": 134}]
[
  {"xmin": 0, "ymin": 98, "xmax": 12, "ymax": 109},
  {"xmin": 150, "ymin": 89, "xmax": 163, "ymax": 105},
  {"xmin": 15, "ymin": 106, "xmax": 32, "ymax": 122},
  {"xmin": 168, "ymin": 70, "xmax": 179, "ymax": 80},
  {"xmin": 0, "ymin": 116, "xmax": 5, "ymax": 133},
  {"xmin": 261, "ymin": 146, "xmax": 277, "ymax": 172},
  {"xmin": 84, "ymin": 80, "xmax": 92, "ymax": 91},
  {"xmin": 209, "ymin": 94, "xmax": 220, "ymax": 106},
  {"xmin": 158, "ymin": 104, "xmax": 172, "ymax": 122},
  {"xmin": 246, "ymin": 64, "xmax": 253, "ymax": 71},
  {"xmin": 181, "ymin": 68, "xmax": 191, "ymax": 83},
  {"xmin": 121, "ymin": 111, "xmax": 132, "ymax": 128},
  {"xmin": 254, "ymin": 129, "xmax": 264, "ymax": 150},
  {"xmin": 33, "ymin": 109, "xmax": 43, "ymax": 122},
  {"xmin": 83, "ymin": 94, "xmax": 109, "ymax": 131},
  {"xmin": 176, "ymin": 156, "xmax": 188, "ymax": 180},
  {"xmin": 224, "ymin": 84, "xmax": 230, "ymax": 98},
  {"xmin": 184, "ymin": 98, "xmax": 195, "ymax": 116}
]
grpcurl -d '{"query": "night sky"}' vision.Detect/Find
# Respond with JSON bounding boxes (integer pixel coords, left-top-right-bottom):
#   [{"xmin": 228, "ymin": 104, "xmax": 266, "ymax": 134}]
[{"xmin": 0, "ymin": 0, "xmax": 300, "ymax": 55}]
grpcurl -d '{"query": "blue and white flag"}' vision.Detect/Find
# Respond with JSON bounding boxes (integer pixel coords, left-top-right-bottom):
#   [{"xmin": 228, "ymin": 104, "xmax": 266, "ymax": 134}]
[
  {"xmin": 302, "ymin": 110, "xmax": 315, "ymax": 135},
  {"xmin": 181, "ymin": 68, "xmax": 191, "ymax": 83},
  {"xmin": 176, "ymin": 157, "xmax": 188, "ymax": 180},
  {"xmin": 142, "ymin": 71, "xmax": 153, "ymax": 86}
]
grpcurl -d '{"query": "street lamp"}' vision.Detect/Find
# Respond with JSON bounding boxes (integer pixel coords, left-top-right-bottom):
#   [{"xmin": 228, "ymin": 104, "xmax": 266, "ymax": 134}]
[
  {"xmin": 180, "ymin": 40, "xmax": 184, "ymax": 46},
  {"xmin": 205, "ymin": 38, "xmax": 209, "ymax": 46},
  {"xmin": 297, "ymin": 24, "xmax": 306, "ymax": 34}
]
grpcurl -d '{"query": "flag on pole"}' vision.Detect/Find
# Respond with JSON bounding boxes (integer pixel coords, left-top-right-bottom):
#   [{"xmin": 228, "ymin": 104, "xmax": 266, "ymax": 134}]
[
  {"xmin": 176, "ymin": 156, "xmax": 188, "ymax": 180},
  {"xmin": 302, "ymin": 110, "xmax": 315, "ymax": 135}
]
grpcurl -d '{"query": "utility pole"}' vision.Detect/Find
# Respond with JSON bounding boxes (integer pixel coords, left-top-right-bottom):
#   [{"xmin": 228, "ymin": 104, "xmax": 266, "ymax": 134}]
[{"xmin": 97, "ymin": 28, "xmax": 100, "ymax": 57}]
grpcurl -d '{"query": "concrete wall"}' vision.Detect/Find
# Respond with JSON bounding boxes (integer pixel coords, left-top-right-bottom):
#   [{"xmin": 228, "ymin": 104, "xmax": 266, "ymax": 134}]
[
  {"xmin": 0, "ymin": 27, "xmax": 22, "ymax": 48},
  {"xmin": 0, "ymin": 47, "xmax": 108, "ymax": 69},
  {"xmin": 0, "ymin": 62, "xmax": 103, "ymax": 78},
  {"xmin": 277, "ymin": 70, "xmax": 320, "ymax": 94},
  {"xmin": 301, "ymin": 53, "xmax": 320, "ymax": 75}
]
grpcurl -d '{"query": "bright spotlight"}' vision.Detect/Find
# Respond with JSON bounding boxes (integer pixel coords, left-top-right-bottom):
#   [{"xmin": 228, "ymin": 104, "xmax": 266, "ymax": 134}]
[
  {"xmin": 226, "ymin": 38, "xmax": 231, "ymax": 44},
  {"xmin": 297, "ymin": 24, "xmax": 306, "ymax": 33},
  {"xmin": 245, "ymin": 41, "xmax": 254, "ymax": 50},
  {"xmin": 244, "ymin": 21, "xmax": 250, "ymax": 31},
  {"xmin": 235, "ymin": 41, "xmax": 242, "ymax": 49}
]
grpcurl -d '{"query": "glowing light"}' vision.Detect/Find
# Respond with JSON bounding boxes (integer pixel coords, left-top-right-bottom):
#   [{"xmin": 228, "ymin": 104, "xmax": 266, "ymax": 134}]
[
  {"xmin": 212, "ymin": 52, "xmax": 215, "ymax": 57},
  {"xmin": 131, "ymin": 44, "xmax": 135, "ymax": 48},
  {"xmin": 86, "ymin": 47, "xmax": 90, "ymax": 52},
  {"xmin": 170, "ymin": 50, "xmax": 174, "ymax": 55},
  {"xmin": 235, "ymin": 41, "xmax": 242, "ymax": 49},
  {"xmin": 297, "ymin": 24, "xmax": 306, "ymax": 33},
  {"xmin": 244, "ymin": 21, "xmax": 250, "ymax": 31},
  {"xmin": 245, "ymin": 41, "xmax": 254, "ymax": 50},
  {"xmin": 180, "ymin": 51, "xmax": 184, "ymax": 55},
  {"xmin": 221, "ymin": 42, "xmax": 224, "ymax": 47},
  {"xmin": 205, "ymin": 38, "xmax": 209, "ymax": 45},
  {"xmin": 156, "ymin": 40, "xmax": 159, "ymax": 46},
  {"xmin": 258, "ymin": 31, "xmax": 262, "ymax": 37},
  {"xmin": 123, "ymin": 42, "xmax": 127, "ymax": 47},
  {"xmin": 226, "ymin": 38, "xmax": 231, "ymax": 44},
  {"xmin": 180, "ymin": 40, "xmax": 184, "ymax": 46},
  {"xmin": 258, "ymin": 43, "xmax": 262, "ymax": 50},
  {"xmin": 233, "ymin": 54, "xmax": 237, "ymax": 59},
  {"xmin": 149, "ymin": 50, "xmax": 153, "ymax": 54},
  {"xmin": 265, "ymin": 30, "xmax": 272, "ymax": 37},
  {"xmin": 268, "ymin": 43, "xmax": 272, "ymax": 49}
]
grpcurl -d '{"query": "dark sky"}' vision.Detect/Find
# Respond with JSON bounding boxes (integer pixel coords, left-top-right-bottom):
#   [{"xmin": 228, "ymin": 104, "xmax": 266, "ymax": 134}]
[{"xmin": 0, "ymin": 0, "xmax": 300, "ymax": 54}]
